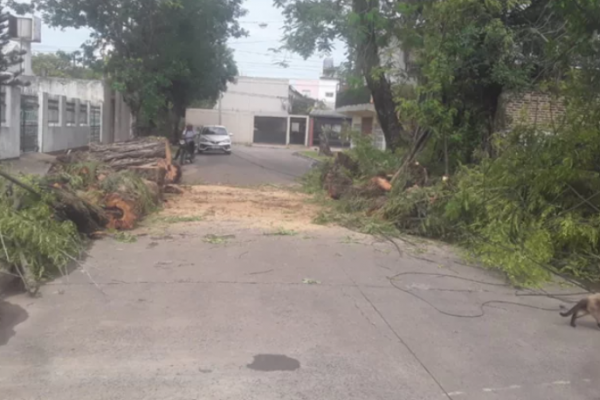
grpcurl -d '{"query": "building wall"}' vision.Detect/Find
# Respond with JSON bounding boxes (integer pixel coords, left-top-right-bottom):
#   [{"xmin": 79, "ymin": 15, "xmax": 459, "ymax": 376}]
[
  {"xmin": 379, "ymin": 38, "xmax": 416, "ymax": 85},
  {"xmin": 22, "ymin": 76, "xmax": 105, "ymax": 102},
  {"xmin": 500, "ymin": 92, "xmax": 566, "ymax": 130},
  {"xmin": 291, "ymin": 80, "xmax": 319, "ymax": 99},
  {"xmin": 186, "ymin": 109, "xmax": 255, "ymax": 143},
  {"xmin": 218, "ymin": 76, "xmax": 290, "ymax": 114},
  {"xmin": 0, "ymin": 87, "xmax": 22, "ymax": 159},
  {"xmin": 317, "ymin": 79, "xmax": 338, "ymax": 109},
  {"xmin": 291, "ymin": 78, "xmax": 339, "ymax": 109},
  {"xmin": 41, "ymin": 96, "xmax": 96, "ymax": 153}
]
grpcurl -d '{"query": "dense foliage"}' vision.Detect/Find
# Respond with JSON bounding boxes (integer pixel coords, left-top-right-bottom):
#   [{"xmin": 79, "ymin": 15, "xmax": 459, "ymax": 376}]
[
  {"xmin": 302, "ymin": 0, "xmax": 600, "ymax": 286},
  {"xmin": 0, "ymin": 175, "xmax": 82, "ymax": 294},
  {"xmin": 32, "ymin": 51, "xmax": 102, "ymax": 80},
  {"xmin": 33, "ymin": 0, "xmax": 245, "ymax": 138}
]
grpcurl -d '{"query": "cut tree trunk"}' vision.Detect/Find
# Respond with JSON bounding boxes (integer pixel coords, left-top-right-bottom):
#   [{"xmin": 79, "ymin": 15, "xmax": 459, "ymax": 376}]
[
  {"xmin": 318, "ymin": 132, "xmax": 333, "ymax": 157},
  {"xmin": 158, "ymin": 159, "xmax": 182, "ymax": 184},
  {"xmin": 104, "ymin": 193, "xmax": 140, "ymax": 230},
  {"xmin": 128, "ymin": 165, "xmax": 167, "ymax": 187},
  {"xmin": 51, "ymin": 187, "xmax": 109, "ymax": 235},
  {"xmin": 142, "ymin": 179, "xmax": 161, "ymax": 203},
  {"xmin": 89, "ymin": 139, "xmax": 170, "ymax": 171}
]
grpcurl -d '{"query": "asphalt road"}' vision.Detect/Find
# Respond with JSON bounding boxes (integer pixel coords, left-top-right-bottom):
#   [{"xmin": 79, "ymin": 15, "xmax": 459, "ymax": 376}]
[
  {"xmin": 182, "ymin": 145, "xmax": 315, "ymax": 186},
  {"xmin": 1, "ymin": 222, "xmax": 599, "ymax": 400}
]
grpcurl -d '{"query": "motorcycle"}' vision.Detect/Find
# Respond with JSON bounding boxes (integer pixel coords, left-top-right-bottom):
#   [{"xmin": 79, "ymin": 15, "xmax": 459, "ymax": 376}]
[{"xmin": 178, "ymin": 139, "xmax": 195, "ymax": 165}]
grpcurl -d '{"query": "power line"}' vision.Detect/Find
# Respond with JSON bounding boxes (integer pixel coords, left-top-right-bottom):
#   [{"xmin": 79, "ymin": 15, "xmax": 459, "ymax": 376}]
[
  {"xmin": 229, "ymin": 39, "xmax": 282, "ymax": 44},
  {"xmin": 236, "ymin": 61, "xmax": 323, "ymax": 71},
  {"xmin": 233, "ymin": 50, "xmax": 327, "ymax": 66}
]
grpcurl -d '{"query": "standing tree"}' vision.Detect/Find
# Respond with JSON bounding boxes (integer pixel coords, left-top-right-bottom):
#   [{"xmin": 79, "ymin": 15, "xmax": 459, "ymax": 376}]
[
  {"xmin": 32, "ymin": 50, "xmax": 102, "ymax": 79},
  {"xmin": 37, "ymin": 0, "xmax": 245, "ymax": 139},
  {"xmin": 274, "ymin": 0, "xmax": 410, "ymax": 151}
]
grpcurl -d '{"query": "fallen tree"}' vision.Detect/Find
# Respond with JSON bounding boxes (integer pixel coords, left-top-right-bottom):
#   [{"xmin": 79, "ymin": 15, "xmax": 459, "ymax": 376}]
[
  {"xmin": 53, "ymin": 137, "xmax": 182, "ymax": 185},
  {"xmin": 0, "ymin": 162, "xmax": 169, "ymax": 294}
]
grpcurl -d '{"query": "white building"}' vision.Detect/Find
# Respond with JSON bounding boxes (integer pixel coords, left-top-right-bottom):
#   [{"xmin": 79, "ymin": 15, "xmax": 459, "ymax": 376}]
[
  {"xmin": 186, "ymin": 76, "xmax": 310, "ymax": 146},
  {"xmin": 0, "ymin": 15, "xmax": 132, "ymax": 160},
  {"xmin": 290, "ymin": 78, "xmax": 339, "ymax": 109}
]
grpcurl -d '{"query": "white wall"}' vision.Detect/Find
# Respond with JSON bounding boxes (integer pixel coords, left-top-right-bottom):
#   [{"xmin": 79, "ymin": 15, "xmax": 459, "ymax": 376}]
[
  {"xmin": 380, "ymin": 39, "xmax": 416, "ymax": 85},
  {"xmin": 0, "ymin": 87, "xmax": 21, "ymax": 159},
  {"xmin": 218, "ymin": 76, "xmax": 290, "ymax": 114},
  {"xmin": 186, "ymin": 109, "xmax": 255, "ymax": 143},
  {"xmin": 318, "ymin": 79, "xmax": 339, "ymax": 109},
  {"xmin": 41, "ymin": 96, "xmax": 95, "ymax": 153},
  {"xmin": 22, "ymin": 76, "xmax": 105, "ymax": 102}
]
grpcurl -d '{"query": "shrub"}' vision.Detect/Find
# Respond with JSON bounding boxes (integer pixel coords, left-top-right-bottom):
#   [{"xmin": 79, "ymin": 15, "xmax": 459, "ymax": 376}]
[{"xmin": 0, "ymin": 175, "xmax": 83, "ymax": 294}]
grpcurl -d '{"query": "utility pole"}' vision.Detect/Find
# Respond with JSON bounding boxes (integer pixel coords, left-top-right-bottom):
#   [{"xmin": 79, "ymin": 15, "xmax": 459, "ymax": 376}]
[{"xmin": 218, "ymin": 93, "xmax": 222, "ymax": 125}]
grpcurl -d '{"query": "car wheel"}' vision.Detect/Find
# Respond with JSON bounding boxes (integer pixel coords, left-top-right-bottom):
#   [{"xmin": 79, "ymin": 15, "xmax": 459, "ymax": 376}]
[{"xmin": 224, "ymin": 150, "xmax": 232, "ymax": 155}]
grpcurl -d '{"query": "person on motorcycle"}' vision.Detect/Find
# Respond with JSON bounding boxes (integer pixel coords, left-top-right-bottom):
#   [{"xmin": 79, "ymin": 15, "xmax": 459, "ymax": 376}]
[{"xmin": 176, "ymin": 124, "xmax": 196, "ymax": 163}]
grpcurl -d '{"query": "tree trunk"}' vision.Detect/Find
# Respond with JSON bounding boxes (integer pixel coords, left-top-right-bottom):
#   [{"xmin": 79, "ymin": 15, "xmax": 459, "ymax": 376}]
[
  {"xmin": 353, "ymin": 0, "xmax": 409, "ymax": 152},
  {"xmin": 90, "ymin": 139, "xmax": 169, "ymax": 170},
  {"xmin": 51, "ymin": 187, "xmax": 109, "ymax": 235}
]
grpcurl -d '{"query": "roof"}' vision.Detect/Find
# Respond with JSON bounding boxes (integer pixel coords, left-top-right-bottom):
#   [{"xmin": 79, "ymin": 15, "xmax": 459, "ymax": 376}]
[
  {"xmin": 336, "ymin": 103, "xmax": 376, "ymax": 114},
  {"xmin": 309, "ymin": 109, "xmax": 349, "ymax": 119}
]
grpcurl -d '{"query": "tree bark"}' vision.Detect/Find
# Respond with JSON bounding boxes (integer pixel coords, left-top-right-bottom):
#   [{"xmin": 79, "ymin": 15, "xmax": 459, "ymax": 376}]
[
  {"xmin": 353, "ymin": 0, "xmax": 409, "ymax": 152},
  {"xmin": 90, "ymin": 139, "xmax": 169, "ymax": 170}
]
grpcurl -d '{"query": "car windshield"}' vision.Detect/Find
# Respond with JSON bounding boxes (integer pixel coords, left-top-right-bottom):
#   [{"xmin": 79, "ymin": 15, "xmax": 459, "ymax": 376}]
[{"xmin": 204, "ymin": 127, "xmax": 228, "ymax": 135}]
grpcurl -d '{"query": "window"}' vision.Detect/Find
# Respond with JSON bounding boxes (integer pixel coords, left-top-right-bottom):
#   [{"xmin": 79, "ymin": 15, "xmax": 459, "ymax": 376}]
[
  {"xmin": 79, "ymin": 103, "xmax": 88, "ymax": 125},
  {"xmin": 302, "ymin": 90, "xmax": 311, "ymax": 96},
  {"xmin": 325, "ymin": 92, "xmax": 334, "ymax": 98},
  {"xmin": 66, "ymin": 101, "xmax": 75, "ymax": 125},
  {"xmin": 291, "ymin": 122, "xmax": 300, "ymax": 132},
  {"xmin": 48, "ymin": 99, "xmax": 59, "ymax": 124}
]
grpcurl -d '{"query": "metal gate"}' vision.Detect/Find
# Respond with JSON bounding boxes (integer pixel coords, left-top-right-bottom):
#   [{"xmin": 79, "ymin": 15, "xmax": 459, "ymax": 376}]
[
  {"xmin": 20, "ymin": 95, "xmax": 39, "ymax": 153},
  {"xmin": 90, "ymin": 105, "xmax": 101, "ymax": 143}
]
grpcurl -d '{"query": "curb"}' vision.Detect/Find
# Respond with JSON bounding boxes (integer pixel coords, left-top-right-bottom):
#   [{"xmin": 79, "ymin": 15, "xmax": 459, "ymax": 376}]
[
  {"xmin": 0, "ymin": 263, "xmax": 17, "ymax": 297},
  {"xmin": 292, "ymin": 152, "xmax": 323, "ymax": 168}
]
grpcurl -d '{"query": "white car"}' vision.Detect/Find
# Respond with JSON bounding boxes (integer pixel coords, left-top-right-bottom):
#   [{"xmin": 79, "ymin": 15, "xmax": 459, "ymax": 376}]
[{"xmin": 196, "ymin": 125, "xmax": 232, "ymax": 155}]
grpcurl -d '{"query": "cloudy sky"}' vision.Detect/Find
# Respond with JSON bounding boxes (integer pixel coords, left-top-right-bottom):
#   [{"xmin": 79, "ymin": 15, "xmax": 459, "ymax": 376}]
[{"xmin": 31, "ymin": 0, "xmax": 347, "ymax": 80}]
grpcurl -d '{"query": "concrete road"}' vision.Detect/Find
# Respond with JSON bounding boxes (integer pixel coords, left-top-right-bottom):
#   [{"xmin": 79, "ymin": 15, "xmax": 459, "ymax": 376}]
[
  {"xmin": 1, "ymin": 222, "xmax": 598, "ymax": 400},
  {"xmin": 183, "ymin": 145, "xmax": 315, "ymax": 186}
]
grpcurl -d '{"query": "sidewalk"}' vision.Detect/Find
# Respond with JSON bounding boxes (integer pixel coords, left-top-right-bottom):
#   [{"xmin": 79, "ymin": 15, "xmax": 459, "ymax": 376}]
[{"xmin": 0, "ymin": 153, "xmax": 56, "ymax": 176}]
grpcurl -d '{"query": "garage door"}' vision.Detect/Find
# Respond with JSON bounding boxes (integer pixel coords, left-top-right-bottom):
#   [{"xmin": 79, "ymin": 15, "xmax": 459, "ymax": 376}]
[{"xmin": 254, "ymin": 116, "xmax": 287, "ymax": 144}]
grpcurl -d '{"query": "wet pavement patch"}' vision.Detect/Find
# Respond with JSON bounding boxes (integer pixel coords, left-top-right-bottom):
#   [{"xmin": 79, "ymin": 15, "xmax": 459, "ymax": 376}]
[
  {"xmin": 246, "ymin": 354, "xmax": 300, "ymax": 372},
  {"xmin": 0, "ymin": 300, "xmax": 28, "ymax": 346}
]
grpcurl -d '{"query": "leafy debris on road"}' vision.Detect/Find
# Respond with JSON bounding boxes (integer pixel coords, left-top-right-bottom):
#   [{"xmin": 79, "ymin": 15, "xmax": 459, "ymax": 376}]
[
  {"xmin": 203, "ymin": 234, "xmax": 236, "ymax": 244},
  {"xmin": 302, "ymin": 278, "xmax": 321, "ymax": 285},
  {"xmin": 265, "ymin": 227, "xmax": 298, "ymax": 236}
]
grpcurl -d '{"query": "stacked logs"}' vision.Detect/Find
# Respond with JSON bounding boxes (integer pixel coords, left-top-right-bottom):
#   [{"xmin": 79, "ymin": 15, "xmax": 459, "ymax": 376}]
[
  {"xmin": 88, "ymin": 138, "xmax": 181, "ymax": 184},
  {"xmin": 43, "ymin": 137, "xmax": 185, "ymax": 233}
]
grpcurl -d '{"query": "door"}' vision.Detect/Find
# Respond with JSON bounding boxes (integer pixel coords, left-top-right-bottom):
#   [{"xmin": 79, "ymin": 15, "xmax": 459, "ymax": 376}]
[
  {"xmin": 289, "ymin": 117, "xmax": 307, "ymax": 145},
  {"xmin": 253, "ymin": 116, "xmax": 287, "ymax": 144},
  {"xmin": 361, "ymin": 117, "xmax": 373, "ymax": 135},
  {"xmin": 20, "ymin": 95, "xmax": 39, "ymax": 153},
  {"xmin": 90, "ymin": 106, "xmax": 101, "ymax": 143}
]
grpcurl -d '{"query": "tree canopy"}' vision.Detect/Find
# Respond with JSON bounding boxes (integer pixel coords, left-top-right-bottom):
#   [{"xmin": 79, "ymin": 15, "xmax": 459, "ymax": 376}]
[
  {"xmin": 35, "ymin": 0, "xmax": 246, "ymax": 138},
  {"xmin": 275, "ymin": 0, "xmax": 410, "ymax": 151},
  {"xmin": 32, "ymin": 51, "xmax": 102, "ymax": 80}
]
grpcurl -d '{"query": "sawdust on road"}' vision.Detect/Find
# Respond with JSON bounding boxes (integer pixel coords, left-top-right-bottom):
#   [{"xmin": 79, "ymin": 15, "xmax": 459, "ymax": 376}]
[{"xmin": 159, "ymin": 185, "xmax": 322, "ymax": 230}]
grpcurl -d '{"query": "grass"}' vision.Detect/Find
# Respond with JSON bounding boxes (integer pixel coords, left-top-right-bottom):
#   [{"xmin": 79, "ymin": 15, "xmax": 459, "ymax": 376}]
[
  {"xmin": 298, "ymin": 150, "xmax": 332, "ymax": 162},
  {"xmin": 264, "ymin": 227, "xmax": 299, "ymax": 236},
  {"xmin": 203, "ymin": 234, "xmax": 236, "ymax": 244},
  {"xmin": 145, "ymin": 215, "xmax": 204, "ymax": 225},
  {"xmin": 112, "ymin": 231, "xmax": 137, "ymax": 243}
]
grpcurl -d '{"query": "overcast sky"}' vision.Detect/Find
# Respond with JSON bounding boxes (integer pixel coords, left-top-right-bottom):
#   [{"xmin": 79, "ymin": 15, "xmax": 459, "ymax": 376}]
[{"xmin": 31, "ymin": 0, "xmax": 347, "ymax": 80}]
